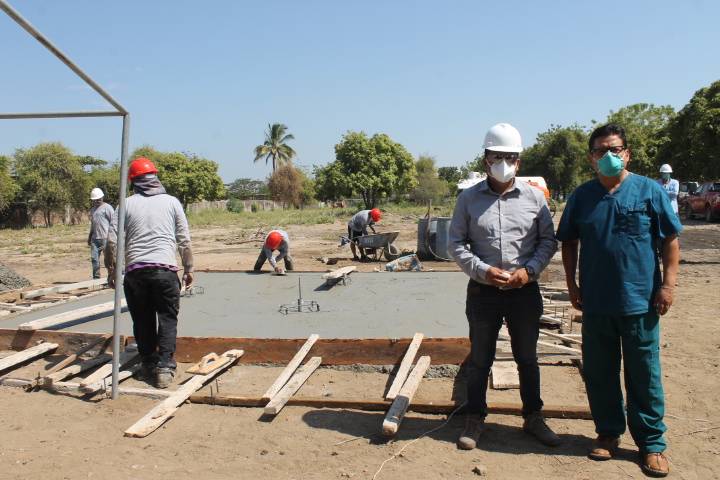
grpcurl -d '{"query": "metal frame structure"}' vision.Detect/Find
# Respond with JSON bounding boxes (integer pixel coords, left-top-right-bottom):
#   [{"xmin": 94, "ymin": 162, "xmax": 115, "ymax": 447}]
[{"xmin": 0, "ymin": 0, "xmax": 129, "ymax": 399}]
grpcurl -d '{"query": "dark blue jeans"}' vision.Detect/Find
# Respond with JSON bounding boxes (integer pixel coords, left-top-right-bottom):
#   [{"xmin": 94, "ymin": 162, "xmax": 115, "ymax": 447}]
[
  {"xmin": 465, "ymin": 280, "xmax": 543, "ymax": 417},
  {"xmin": 123, "ymin": 267, "xmax": 181, "ymax": 369},
  {"xmin": 90, "ymin": 238, "xmax": 106, "ymax": 279}
]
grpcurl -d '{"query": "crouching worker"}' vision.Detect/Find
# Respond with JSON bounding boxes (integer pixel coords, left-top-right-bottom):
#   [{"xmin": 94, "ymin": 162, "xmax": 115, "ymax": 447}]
[
  {"xmin": 254, "ymin": 230, "xmax": 294, "ymax": 273},
  {"xmin": 347, "ymin": 208, "xmax": 381, "ymax": 262},
  {"xmin": 105, "ymin": 157, "xmax": 194, "ymax": 389}
]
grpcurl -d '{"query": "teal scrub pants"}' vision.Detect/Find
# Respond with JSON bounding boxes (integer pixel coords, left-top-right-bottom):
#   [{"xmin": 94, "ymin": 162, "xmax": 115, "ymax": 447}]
[{"xmin": 582, "ymin": 311, "xmax": 667, "ymax": 453}]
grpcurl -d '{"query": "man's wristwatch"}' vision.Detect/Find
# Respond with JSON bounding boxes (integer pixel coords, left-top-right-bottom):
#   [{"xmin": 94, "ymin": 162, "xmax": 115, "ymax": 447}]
[{"xmin": 524, "ymin": 265, "xmax": 535, "ymax": 276}]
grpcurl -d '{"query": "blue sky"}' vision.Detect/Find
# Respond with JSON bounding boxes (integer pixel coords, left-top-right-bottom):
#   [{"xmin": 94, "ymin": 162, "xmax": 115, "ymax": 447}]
[{"xmin": 2, "ymin": 0, "xmax": 719, "ymax": 184}]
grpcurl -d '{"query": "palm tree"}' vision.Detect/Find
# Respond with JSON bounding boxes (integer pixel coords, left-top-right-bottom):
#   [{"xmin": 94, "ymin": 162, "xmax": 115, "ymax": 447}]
[{"xmin": 253, "ymin": 123, "xmax": 297, "ymax": 172}]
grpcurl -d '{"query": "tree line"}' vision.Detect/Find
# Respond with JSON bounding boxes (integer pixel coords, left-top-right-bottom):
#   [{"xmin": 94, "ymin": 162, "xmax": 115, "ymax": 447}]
[{"xmin": 2, "ymin": 79, "xmax": 718, "ymax": 224}]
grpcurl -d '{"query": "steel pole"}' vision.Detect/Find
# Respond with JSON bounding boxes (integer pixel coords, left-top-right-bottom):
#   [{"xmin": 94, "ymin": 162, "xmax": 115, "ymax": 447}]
[{"xmin": 110, "ymin": 113, "xmax": 130, "ymax": 400}]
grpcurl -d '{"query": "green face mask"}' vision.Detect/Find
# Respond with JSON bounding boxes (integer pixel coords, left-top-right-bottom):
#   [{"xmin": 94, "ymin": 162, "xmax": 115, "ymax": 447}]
[
  {"xmin": 597, "ymin": 152, "xmax": 624, "ymax": 177},
  {"xmin": 663, "ymin": 173, "xmax": 671, "ymax": 180}
]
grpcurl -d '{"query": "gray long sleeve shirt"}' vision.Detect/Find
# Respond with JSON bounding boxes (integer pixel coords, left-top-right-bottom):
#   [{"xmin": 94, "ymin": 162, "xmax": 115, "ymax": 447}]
[
  {"xmin": 264, "ymin": 230, "xmax": 290, "ymax": 268},
  {"xmin": 449, "ymin": 179, "xmax": 558, "ymax": 285},
  {"xmin": 348, "ymin": 210, "xmax": 377, "ymax": 235},
  {"xmin": 89, "ymin": 202, "xmax": 114, "ymax": 241},
  {"xmin": 106, "ymin": 193, "xmax": 193, "ymax": 273}
]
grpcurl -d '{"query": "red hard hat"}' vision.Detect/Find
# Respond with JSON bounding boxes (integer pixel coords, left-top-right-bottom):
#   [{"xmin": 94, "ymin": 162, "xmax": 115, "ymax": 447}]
[
  {"xmin": 128, "ymin": 157, "xmax": 159, "ymax": 180},
  {"xmin": 265, "ymin": 231, "xmax": 282, "ymax": 249},
  {"xmin": 370, "ymin": 209, "xmax": 381, "ymax": 222}
]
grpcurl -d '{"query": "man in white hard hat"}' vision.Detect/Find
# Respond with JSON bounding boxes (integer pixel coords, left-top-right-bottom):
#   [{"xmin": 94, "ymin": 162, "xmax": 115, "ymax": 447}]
[
  {"xmin": 88, "ymin": 188, "xmax": 114, "ymax": 280},
  {"xmin": 449, "ymin": 123, "xmax": 560, "ymax": 449},
  {"xmin": 656, "ymin": 164, "xmax": 679, "ymax": 218}
]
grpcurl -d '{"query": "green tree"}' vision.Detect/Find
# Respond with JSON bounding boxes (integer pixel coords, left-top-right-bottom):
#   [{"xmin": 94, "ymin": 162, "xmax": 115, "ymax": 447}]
[
  {"xmin": 268, "ymin": 165, "xmax": 302, "ymax": 208},
  {"xmin": 437, "ymin": 166, "xmax": 462, "ymax": 187},
  {"xmin": 88, "ymin": 163, "xmax": 122, "ymax": 207},
  {"xmin": 658, "ymin": 80, "xmax": 720, "ymax": 182},
  {"xmin": 597, "ymin": 103, "xmax": 675, "ymax": 179},
  {"xmin": 13, "ymin": 142, "xmax": 89, "ymax": 226},
  {"xmin": 317, "ymin": 131, "xmax": 417, "ymax": 208},
  {"xmin": 409, "ymin": 154, "xmax": 448, "ymax": 204},
  {"xmin": 129, "ymin": 146, "xmax": 226, "ymax": 209},
  {"xmin": 0, "ymin": 155, "xmax": 20, "ymax": 212},
  {"xmin": 521, "ymin": 124, "xmax": 589, "ymax": 198},
  {"xmin": 253, "ymin": 123, "xmax": 297, "ymax": 172},
  {"xmin": 227, "ymin": 178, "xmax": 269, "ymax": 198},
  {"xmin": 460, "ymin": 155, "xmax": 484, "ymax": 179},
  {"xmin": 295, "ymin": 165, "xmax": 316, "ymax": 207}
]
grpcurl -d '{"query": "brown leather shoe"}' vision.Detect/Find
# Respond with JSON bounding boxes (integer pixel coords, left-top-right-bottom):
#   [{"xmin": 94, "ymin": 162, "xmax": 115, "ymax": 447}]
[
  {"xmin": 588, "ymin": 434, "xmax": 620, "ymax": 460},
  {"xmin": 641, "ymin": 452, "xmax": 669, "ymax": 477}
]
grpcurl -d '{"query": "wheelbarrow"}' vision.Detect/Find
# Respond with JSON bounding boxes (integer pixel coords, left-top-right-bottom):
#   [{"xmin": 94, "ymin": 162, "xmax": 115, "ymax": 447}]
[{"xmin": 352, "ymin": 231, "xmax": 401, "ymax": 261}]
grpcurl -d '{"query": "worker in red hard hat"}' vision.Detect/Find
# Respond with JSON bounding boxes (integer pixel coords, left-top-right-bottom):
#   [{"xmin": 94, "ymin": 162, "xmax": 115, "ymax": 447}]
[
  {"xmin": 105, "ymin": 157, "xmax": 194, "ymax": 389},
  {"xmin": 347, "ymin": 208, "xmax": 381, "ymax": 262},
  {"xmin": 254, "ymin": 229, "xmax": 293, "ymax": 274}
]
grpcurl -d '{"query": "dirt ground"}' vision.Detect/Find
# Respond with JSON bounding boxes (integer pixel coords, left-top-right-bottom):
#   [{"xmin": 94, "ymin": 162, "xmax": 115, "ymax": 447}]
[{"xmin": 0, "ymin": 215, "xmax": 719, "ymax": 479}]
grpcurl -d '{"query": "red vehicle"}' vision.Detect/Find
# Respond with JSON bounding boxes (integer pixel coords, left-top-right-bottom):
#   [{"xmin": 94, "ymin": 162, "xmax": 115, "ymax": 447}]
[{"xmin": 684, "ymin": 181, "xmax": 720, "ymax": 222}]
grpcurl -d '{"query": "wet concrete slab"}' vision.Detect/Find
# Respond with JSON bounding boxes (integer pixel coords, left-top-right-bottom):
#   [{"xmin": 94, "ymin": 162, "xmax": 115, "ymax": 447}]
[{"xmin": 0, "ymin": 272, "xmax": 471, "ymax": 339}]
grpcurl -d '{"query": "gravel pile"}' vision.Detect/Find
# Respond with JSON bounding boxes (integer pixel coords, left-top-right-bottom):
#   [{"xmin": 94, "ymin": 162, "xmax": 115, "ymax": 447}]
[{"xmin": 0, "ymin": 260, "xmax": 32, "ymax": 293}]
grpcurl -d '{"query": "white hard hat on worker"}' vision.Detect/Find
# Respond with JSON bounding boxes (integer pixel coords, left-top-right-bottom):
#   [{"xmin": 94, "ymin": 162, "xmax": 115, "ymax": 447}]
[
  {"xmin": 659, "ymin": 164, "xmax": 673, "ymax": 173},
  {"xmin": 90, "ymin": 188, "xmax": 104, "ymax": 201},
  {"xmin": 483, "ymin": 123, "xmax": 523, "ymax": 184}
]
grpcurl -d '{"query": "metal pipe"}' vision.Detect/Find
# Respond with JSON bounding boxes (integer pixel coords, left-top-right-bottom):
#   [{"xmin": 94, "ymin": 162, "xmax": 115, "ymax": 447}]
[
  {"xmin": 0, "ymin": 111, "xmax": 123, "ymax": 119},
  {"xmin": 110, "ymin": 114, "xmax": 131, "ymax": 400},
  {"xmin": 0, "ymin": 0, "xmax": 129, "ymax": 115}
]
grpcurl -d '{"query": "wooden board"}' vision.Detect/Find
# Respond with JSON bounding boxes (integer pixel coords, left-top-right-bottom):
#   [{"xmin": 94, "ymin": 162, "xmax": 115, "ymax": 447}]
[
  {"xmin": 124, "ymin": 349, "xmax": 243, "ymax": 438},
  {"xmin": 80, "ymin": 365, "xmax": 140, "ymax": 393},
  {"xmin": 321, "ymin": 266, "xmax": 356, "ymax": 279},
  {"xmin": 264, "ymin": 356, "xmax": 322, "ymax": 414},
  {"xmin": 79, "ymin": 350, "xmax": 139, "ymax": 388},
  {"xmin": 262, "ymin": 334, "xmax": 319, "ymax": 400},
  {"xmin": 539, "ymin": 329, "xmax": 582, "ymax": 345},
  {"xmin": 491, "ymin": 360, "xmax": 520, "ymax": 389},
  {"xmin": 0, "ymin": 342, "xmax": 58, "ymax": 372},
  {"xmin": 40, "ymin": 353, "xmax": 113, "ymax": 386},
  {"xmin": 385, "ymin": 333, "xmax": 423, "ymax": 400},
  {"xmin": 382, "ymin": 356, "xmax": 431, "ymax": 435},
  {"xmin": 17, "ymin": 299, "xmax": 127, "ymax": 331},
  {"xmin": 20, "ymin": 279, "xmax": 107, "ymax": 299}
]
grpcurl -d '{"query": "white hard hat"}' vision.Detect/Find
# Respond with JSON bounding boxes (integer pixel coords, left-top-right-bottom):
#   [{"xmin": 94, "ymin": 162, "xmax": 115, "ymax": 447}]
[
  {"xmin": 482, "ymin": 123, "xmax": 523, "ymax": 153},
  {"xmin": 90, "ymin": 188, "xmax": 104, "ymax": 200},
  {"xmin": 659, "ymin": 164, "xmax": 673, "ymax": 173}
]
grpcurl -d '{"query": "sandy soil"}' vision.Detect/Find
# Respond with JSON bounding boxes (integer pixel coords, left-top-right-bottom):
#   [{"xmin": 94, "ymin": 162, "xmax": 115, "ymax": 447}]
[{"xmin": 0, "ymin": 215, "xmax": 719, "ymax": 479}]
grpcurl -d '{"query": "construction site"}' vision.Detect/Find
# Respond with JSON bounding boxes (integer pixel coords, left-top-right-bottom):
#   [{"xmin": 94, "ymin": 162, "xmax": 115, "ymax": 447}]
[
  {"xmin": 0, "ymin": 217, "xmax": 718, "ymax": 479},
  {"xmin": 1, "ymin": 2, "xmax": 719, "ymax": 479}
]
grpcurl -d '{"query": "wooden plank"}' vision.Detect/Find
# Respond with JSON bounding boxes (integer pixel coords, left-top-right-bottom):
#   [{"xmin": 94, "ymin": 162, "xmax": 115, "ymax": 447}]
[
  {"xmin": 491, "ymin": 360, "xmax": 520, "ymax": 389},
  {"xmin": 17, "ymin": 299, "xmax": 127, "ymax": 331},
  {"xmin": 264, "ymin": 364, "xmax": 322, "ymax": 419},
  {"xmin": 80, "ymin": 365, "xmax": 140, "ymax": 393},
  {"xmin": 20, "ymin": 278, "xmax": 107, "ymax": 299},
  {"xmin": 0, "ymin": 330, "xmax": 119, "ymax": 357},
  {"xmin": 124, "ymin": 349, "xmax": 243, "ymax": 438},
  {"xmin": 539, "ymin": 329, "xmax": 583, "ymax": 345},
  {"xmin": 174, "ymin": 336, "xmax": 471, "ymax": 365},
  {"xmin": 382, "ymin": 355, "xmax": 431, "ymax": 435},
  {"xmin": 264, "ymin": 356, "xmax": 322, "ymax": 414},
  {"xmin": 385, "ymin": 333, "xmax": 424, "ymax": 400},
  {"xmin": 44, "ymin": 333, "xmax": 114, "ymax": 376},
  {"xmin": 79, "ymin": 351, "xmax": 139, "ymax": 388},
  {"xmin": 321, "ymin": 266, "xmax": 356, "ymax": 279},
  {"xmin": 0, "ymin": 342, "xmax": 58, "ymax": 373},
  {"xmin": 0, "ymin": 303, "xmax": 31, "ymax": 312},
  {"xmin": 40, "ymin": 353, "xmax": 113, "ymax": 386},
  {"xmin": 262, "ymin": 334, "xmax": 319, "ymax": 400},
  {"xmin": 498, "ymin": 334, "xmax": 581, "ymax": 355},
  {"xmin": 540, "ymin": 315, "xmax": 566, "ymax": 325}
]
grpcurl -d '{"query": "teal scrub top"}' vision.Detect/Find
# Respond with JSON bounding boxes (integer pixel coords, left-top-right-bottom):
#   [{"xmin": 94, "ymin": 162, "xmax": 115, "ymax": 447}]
[{"xmin": 556, "ymin": 174, "xmax": 683, "ymax": 316}]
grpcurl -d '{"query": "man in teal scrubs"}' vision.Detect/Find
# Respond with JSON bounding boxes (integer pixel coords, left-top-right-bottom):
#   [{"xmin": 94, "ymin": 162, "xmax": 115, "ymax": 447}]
[{"xmin": 556, "ymin": 124, "xmax": 681, "ymax": 478}]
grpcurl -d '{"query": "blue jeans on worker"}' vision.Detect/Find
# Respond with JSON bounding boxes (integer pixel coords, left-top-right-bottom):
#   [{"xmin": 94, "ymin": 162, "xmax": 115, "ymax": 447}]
[
  {"xmin": 465, "ymin": 280, "xmax": 543, "ymax": 417},
  {"xmin": 123, "ymin": 267, "xmax": 181, "ymax": 370},
  {"xmin": 582, "ymin": 311, "xmax": 666, "ymax": 453},
  {"xmin": 90, "ymin": 238, "xmax": 106, "ymax": 279}
]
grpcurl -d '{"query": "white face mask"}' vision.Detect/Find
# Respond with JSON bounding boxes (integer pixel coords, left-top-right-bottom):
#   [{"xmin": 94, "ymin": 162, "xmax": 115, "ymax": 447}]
[{"xmin": 488, "ymin": 159, "xmax": 517, "ymax": 183}]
